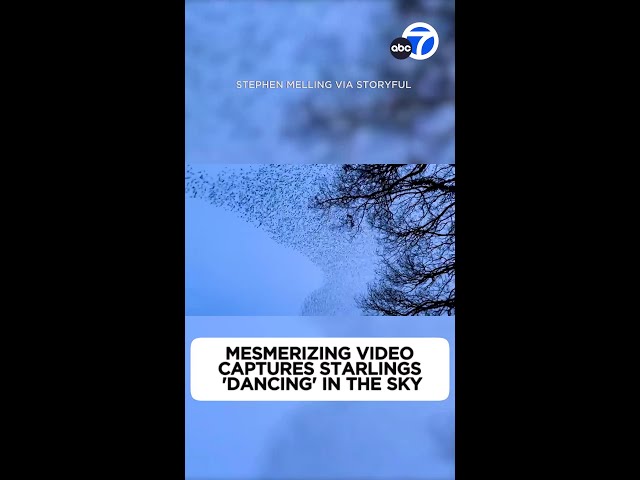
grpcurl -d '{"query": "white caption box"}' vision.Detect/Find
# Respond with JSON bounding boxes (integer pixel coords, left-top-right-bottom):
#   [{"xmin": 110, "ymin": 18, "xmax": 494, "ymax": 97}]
[{"xmin": 191, "ymin": 337, "xmax": 449, "ymax": 401}]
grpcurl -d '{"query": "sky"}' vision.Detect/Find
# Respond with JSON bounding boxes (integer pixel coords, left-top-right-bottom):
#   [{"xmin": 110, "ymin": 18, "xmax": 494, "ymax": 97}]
[
  {"xmin": 186, "ymin": 195, "xmax": 323, "ymax": 315},
  {"xmin": 185, "ymin": 163, "xmax": 380, "ymax": 317}
]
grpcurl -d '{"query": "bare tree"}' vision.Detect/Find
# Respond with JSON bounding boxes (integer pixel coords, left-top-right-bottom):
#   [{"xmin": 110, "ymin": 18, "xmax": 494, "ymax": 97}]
[{"xmin": 313, "ymin": 164, "xmax": 454, "ymax": 316}]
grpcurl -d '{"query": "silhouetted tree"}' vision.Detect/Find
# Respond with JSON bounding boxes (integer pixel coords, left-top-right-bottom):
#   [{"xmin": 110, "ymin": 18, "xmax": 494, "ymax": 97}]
[{"xmin": 313, "ymin": 164, "xmax": 454, "ymax": 315}]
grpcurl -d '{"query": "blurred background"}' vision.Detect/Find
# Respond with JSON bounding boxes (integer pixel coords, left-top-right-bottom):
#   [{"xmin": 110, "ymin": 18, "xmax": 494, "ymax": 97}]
[
  {"xmin": 186, "ymin": 316, "xmax": 455, "ymax": 480},
  {"xmin": 186, "ymin": 0, "xmax": 454, "ymax": 165},
  {"xmin": 185, "ymin": 1, "xmax": 455, "ymax": 478}
]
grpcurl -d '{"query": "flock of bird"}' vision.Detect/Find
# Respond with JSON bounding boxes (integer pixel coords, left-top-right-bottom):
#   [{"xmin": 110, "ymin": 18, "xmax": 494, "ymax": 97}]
[{"xmin": 185, "ymin": 163, "xmax": 379, "ymax": 317}]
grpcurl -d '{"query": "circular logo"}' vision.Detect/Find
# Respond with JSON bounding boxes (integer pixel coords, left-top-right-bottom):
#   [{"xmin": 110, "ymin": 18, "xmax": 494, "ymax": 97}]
[
  {"xmin": 390, "ymin": 37, "xmax": 412, "ymax": 59},
  {"xmin": 402, "ymin": 22, "xmax": 439, "ymax": 60}
]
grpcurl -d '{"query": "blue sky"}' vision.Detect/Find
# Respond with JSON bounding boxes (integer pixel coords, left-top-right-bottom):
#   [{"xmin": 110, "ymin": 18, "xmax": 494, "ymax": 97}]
[
  {"xmin": 185, "ymin": 164, "xmax": 380, "ymax": 316},
  {"xmin": 186, "ymin": 195, "xmax": 323, "ymax": 315}
]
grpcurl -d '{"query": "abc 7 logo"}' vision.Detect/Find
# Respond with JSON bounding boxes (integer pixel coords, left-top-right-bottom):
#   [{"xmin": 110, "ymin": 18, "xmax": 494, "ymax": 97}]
[
  {"xmin": 390, "ymin": 37, "xmax": 412, "ymax": 59},
  {"xmin": 390, "ymin": 23, "xmax": 439, "ymax": 60}
]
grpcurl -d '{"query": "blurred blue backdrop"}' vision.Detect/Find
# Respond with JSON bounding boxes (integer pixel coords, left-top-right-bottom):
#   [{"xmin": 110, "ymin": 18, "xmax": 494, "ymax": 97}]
[
  {"xmin": 186, "ymin": 0, "xmax": 454, "ymax": 165},
  {"xmin": 186, "ymin": 316, "xmax": 455, "ymax": 480},
  {"xmin": 185, "ymin": 1, "xmax": 455, "ymax": 478}
]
